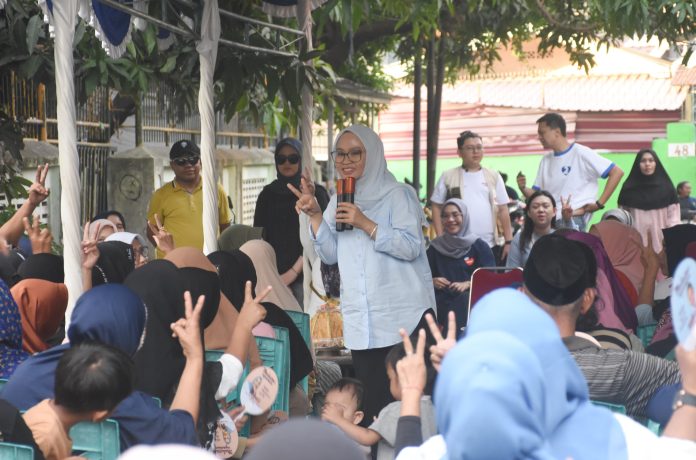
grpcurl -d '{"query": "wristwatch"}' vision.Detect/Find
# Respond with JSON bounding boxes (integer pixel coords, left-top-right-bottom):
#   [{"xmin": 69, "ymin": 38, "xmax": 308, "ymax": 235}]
[
  {"xmin": 672, "ymin": 388, "xmax": 696, "ymax": 411},
  {"xmin": 595, "ymin": 200, "xmax": 605, "ymax": 210}
]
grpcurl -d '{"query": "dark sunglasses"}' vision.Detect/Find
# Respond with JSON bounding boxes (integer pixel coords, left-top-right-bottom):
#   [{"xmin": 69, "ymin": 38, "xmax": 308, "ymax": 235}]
[
  {"xmin": 172, "ymin": 156, "xmax": 200, "ymax": 166},
  {"xmin": 275, "ymin": 154, "xmax": 300, "ymax": 165}
]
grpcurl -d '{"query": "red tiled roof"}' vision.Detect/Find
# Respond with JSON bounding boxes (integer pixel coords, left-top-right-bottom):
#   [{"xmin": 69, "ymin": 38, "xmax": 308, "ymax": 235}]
[{"xmin": 379, "ymin": 97, "xmax": 680, "ymax": 160}]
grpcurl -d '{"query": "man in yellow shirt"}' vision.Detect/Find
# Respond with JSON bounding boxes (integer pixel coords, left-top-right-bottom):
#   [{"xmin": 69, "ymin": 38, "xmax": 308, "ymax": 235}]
[{"xmin": 147, "ymin": 140, "xmax": 231, "ymax": 258}]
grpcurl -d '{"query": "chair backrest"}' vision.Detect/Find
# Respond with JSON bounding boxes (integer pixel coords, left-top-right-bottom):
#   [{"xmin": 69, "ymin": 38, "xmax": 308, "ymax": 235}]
[
  {"xmin": 69, "ymin": 419, "xmax": 120, "ymax": 460},
  {"xmin": 590, "ymin": 400, "xmax": 627, "ymax": 415},
  {"xmin": 467, "ymin": 267, "xmax": 524, "ymax": 321},
  {"xmin": 280, "ymin": 311, "xmax": 310, "ymax": 394},
  {"xmin": 686, "ymin": 241, "xmax": 696, "ymax": 260},
  {"xmin": 0, "ymin": 442, "xmax": 34, "ymax": 460},
  {"xmin": 285, "ymin": 311, "xmax": 311, "ymax": 349},
  {"xmin": 205, "ymin": 326, "xmax": 291, "ymax": 415},
  {"xmin": 636, "ymin": 324, "xmax": 657, "ymax": 349}
]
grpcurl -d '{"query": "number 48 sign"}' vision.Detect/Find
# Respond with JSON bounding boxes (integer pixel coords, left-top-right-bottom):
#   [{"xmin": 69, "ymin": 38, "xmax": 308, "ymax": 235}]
[{"xmin": 668, "ymin": 143, "xmax": 696, "ymax": 157}]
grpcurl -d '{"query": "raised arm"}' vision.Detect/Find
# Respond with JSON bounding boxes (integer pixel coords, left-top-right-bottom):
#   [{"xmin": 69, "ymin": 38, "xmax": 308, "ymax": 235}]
[
  {"xmin": 0, "ymin": 164, "xmax": 49, "ymax": 246},
  {"xmin": 213, "ymin": 282, "xmax": 270, "ymax": 400},
  {"xmin": 170, "ymin": 292, "xmax": 206, "ymax": 423}
]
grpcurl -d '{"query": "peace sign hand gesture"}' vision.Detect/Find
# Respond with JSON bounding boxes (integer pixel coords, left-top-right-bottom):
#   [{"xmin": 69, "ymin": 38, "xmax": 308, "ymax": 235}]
[
  {"xmin": 81, "ymin": 220, "xmax": 100, "ymax": 270},
  {"xmin": 238, "ymin": 281, "xmax": 269, "ymax": 330},
  {"xmin": 23, "ymin": 216, "xmax": 52, "ymax": 254},
  {"xmin": 147, "ymin": 213, "xmax": 175, "ymax": 254},
  {"xmin": 28, "ymin": 164, "xmax": 49, "ymax": 207},
  {"xmin": 425, "ymin": 311, "xmax": 457, "ymax": 372},
  {"xmin": 396, "ymin": 328, "xmax": 427, "ymax": 395},
  {"xmin": 560, "ymin": 195, "xmax": 573, "ymax": 222},
  {"xmin": 288, "ymin": 167, "xmax": 321, "ymax": 217},
  {"xmin": 171, "ymin": 291, "xmax": 205, "ymax": 359}
]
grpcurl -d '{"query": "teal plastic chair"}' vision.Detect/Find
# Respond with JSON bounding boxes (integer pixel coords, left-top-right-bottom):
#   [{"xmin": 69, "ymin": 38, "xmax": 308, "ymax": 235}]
[
  {"xmin": 285, "ymin": 311, "xmax": 311, "ymax": 348},
  {"xmin": 0, "ymin": 379, "xmax": 7, "ymax": 394},
  {"xmin": 636, "ymin": 324, "xmax": 657, "ymax": 348},
  {"xmin": 284, "ymin": 311, "xmax": 311, "ymax": 394},
  {"xmin": 205, "ymin": 327, "xmax": 291, "ymax": 435},
  {"xmin": 69, "ymin": 419, "xmax": 120, "ymax": 460},
  {"xmin": 591, "ymin": 400, "xmax": 627, "ymax": 414},
  {"xmin": 259, "ymin": 326, "xmax": 291, "ymax": 414},
  {"xmin": 0, "ymin": 442, "xmax": 34, "ymax": 460}
]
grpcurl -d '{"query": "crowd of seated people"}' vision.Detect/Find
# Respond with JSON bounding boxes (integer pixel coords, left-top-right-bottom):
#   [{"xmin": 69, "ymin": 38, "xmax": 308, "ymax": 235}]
[{"xmin": 0, "ymin": 121, "xmax": 695, "ymax": 460}]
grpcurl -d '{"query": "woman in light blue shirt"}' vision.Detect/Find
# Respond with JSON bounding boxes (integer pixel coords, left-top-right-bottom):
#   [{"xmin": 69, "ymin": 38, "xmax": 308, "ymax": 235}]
[{"xmin": 290, "ymin": 124, "xmax": 435, "ymax": 422}]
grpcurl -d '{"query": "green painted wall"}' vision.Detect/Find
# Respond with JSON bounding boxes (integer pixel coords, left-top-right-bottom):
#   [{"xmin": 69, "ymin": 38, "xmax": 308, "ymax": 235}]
[{"xmin": 387, "ymin": 122, "xmax": 696, "ymax": 226}]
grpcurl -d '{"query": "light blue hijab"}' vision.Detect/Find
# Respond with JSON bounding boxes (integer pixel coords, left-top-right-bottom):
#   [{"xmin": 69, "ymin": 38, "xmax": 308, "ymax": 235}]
[
  {"xmin": 437, "ymin": 288, "xmax": 628, "ymax": 460},
  {"xmin": 334, "ymin": 125, "xmax": 426, "ymax": 225},
  {"xmin": 437, "ymin": 331, "xmax": 554, "ymax": 459}
]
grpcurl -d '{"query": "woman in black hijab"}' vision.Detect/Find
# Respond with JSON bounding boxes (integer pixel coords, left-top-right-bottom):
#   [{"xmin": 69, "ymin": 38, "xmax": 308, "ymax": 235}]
[
  {"xmin": 618, "ymin": 148, "xmax": 680, "ymax": 252},
  {"xmin": 91, "ymin": 241, "xmax": 135, "ymax": 286},
  {"xmin": 125, "ymin": 258, "xmax": 222, "ymax": 448},
  {"xmin": 253, "ymin": 138, "xmax": 329, "ymax": 303},
  {"xmin": 207, "ymin": 250, "xmax": 313, "ymax": 390}
]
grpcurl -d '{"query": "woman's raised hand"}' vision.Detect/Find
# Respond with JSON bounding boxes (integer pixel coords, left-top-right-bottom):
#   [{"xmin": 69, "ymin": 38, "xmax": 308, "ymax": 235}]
[
  {"xmin": 288, "ymin": 167, "xmax": 321, "ymax": 216},
  {"xmin": 81, "ymin": 221, "xmax": 100, "ymax": 270},
  {"xmin": 171, "ymin": 291, "xmax": 205, "ymax": 359},
  {"xmin": 560, "ymin": 195, "xmax": 573, "ymax": 222},
  {"xmin": 426, "ymin": 311, "xmax": 457, "ymax": 372}
]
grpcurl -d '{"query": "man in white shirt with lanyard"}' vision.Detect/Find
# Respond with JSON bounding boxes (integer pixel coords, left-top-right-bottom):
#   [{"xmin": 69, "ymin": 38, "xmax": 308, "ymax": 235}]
[
  {"xmin": 430, "ymin": 131, "xmax": 513, "ymax": 263},
  {"xmin": 517, "ymin": 113, "xmax": 624, "ymax": 231}
]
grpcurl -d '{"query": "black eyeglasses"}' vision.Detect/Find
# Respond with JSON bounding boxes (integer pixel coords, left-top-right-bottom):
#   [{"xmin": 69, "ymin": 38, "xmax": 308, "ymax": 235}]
[
  {"xmin": 275, "ymin": 154, "xmax": 301, "ymax": 165},
  {"xmin": 331, "ymin": 148, "xmax": 363, "ymax": 164},
  {"xmin": 172, "ymin": 156, "xmax": 200, "ymax": 166}
]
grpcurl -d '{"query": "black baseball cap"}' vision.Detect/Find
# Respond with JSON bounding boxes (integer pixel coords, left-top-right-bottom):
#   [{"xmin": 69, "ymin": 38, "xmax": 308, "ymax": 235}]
[{"xmin": 169, "ymin": 140, "xmax": 200, "ymax": 160}]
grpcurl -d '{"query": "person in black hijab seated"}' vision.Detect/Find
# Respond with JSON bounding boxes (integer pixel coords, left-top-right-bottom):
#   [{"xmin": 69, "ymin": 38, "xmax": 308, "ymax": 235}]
[
  {"xmin": 253, "ymin": 137, "xmax": 330, "ymax": 303},
  {"xmin": 207, "ymin": 250, "xmax": 313, "ymax": 394}
]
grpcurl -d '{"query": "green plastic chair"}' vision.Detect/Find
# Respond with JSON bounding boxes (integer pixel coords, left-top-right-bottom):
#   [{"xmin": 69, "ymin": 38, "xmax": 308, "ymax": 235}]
[
  {"xmin": 591, "ymin": 400, "xmax": 627, "ymax": 414},
  {"xmin": 259, "ymin": 326, "xmax": 291, "ymax": 414},
  {"xmin": 0, "ymin": 442, "xmax": 34, "ymax": 460},
  {"xmin": 636, "ymin": 324, "xmax": 657, "ymax": 348},
  {"xmin": 69, "ymin": 419, "xmax": 120, "ymax": 460},
  {"xmin": 205, "ymin": 327, "xmax": 291, "ymax": 435},
  {"xmin": 285, "ymin": 311, "xmax": 311, "ymax": 348},
  {"xmin": 284, "ymin": 311, "xmax": 311, "ymax": 394}
]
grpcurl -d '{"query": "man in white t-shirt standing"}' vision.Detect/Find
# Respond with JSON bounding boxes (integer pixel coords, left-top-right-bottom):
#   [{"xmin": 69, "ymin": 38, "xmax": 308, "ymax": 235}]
[
  {"xmin": 517, "ymin": 113, "xmax": 624, "ymax": 231},
  {"xmin": 430, "ymin": 130, "xmax": 513, "ymax": 262}
]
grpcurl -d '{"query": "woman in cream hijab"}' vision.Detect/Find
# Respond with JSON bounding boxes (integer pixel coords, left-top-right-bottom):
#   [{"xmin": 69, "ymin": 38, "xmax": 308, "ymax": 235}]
[{"xmin": 240, "ymin": 240, "xmax": 302, "ymax": 312}]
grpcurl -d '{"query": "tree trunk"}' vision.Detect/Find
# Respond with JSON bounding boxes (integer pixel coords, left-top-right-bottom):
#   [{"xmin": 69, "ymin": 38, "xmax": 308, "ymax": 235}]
[
  {"xmin": 413, "ymin": 38, "xmax": 422, "ymax": 197},
  {"xmin": 134, "ymin": 96, "xmax": 143, "ymax": 147},
  {"xmin": 425, "ymin": 35, "xmax": 436, "ymax": 199},
  {"xmin": 425, "ymin": 35, "xmax": 446, "ymax": 199}
]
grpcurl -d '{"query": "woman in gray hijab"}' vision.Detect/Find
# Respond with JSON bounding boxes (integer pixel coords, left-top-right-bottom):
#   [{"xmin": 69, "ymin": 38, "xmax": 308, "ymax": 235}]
[
  {"xmin": 290, "ymin": 124, "xmax": 436, "ymax": 423},
  {"xmin": 427, "ymin": 198, "xmax": 494, "ymax": 334}
]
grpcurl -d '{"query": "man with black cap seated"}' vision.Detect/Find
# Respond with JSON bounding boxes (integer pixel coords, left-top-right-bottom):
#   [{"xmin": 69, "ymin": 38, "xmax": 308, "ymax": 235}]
[
  {"xmin": 523, "ymin": 233, "xmax": 680, "ymax": 418},
  {"xmin": 147, "ymin": 140, "xmax": 232, "ymax": 258}
]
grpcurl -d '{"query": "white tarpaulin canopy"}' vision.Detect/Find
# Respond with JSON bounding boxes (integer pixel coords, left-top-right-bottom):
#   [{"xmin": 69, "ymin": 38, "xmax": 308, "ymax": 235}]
[{"xmin": 24, "ymin": 0, "xmax": 314, "ymax": 319}]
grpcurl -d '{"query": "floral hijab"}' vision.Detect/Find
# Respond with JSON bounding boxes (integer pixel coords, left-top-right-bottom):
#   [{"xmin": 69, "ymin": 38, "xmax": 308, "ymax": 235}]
[{"xmin": 0, "ymin": 279, "xmax": 29, "ymax": 378}]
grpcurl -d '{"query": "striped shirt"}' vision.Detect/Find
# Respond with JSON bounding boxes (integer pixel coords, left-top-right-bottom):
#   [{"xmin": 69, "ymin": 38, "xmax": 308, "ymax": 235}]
[{"xmin": 563, "ymin": 336, "xmax": 680, "ymax": 418}]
